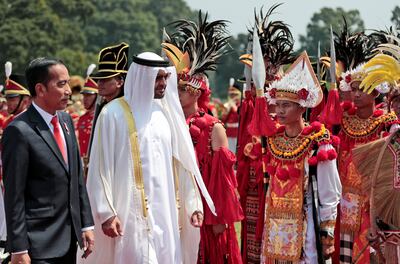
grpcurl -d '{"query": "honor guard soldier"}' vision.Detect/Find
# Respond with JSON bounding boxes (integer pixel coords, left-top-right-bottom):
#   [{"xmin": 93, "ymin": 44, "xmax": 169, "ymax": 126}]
[{"xmin": 2, "ymin": 62, "xmax": 31, "ymax": 129}]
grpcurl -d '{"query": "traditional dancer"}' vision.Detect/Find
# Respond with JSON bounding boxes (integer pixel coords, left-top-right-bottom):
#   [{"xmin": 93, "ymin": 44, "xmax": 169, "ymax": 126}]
[
  {"xmin": 236, "ymin": 5, "xmax": 295, "ymax": 263},
  {"xmin": 260, "ymin": 50, "xmax": 341, "ymax": 263},
  {"xmin": 163, "ymin": 11, "xmax": 244, "ymax": 264}
]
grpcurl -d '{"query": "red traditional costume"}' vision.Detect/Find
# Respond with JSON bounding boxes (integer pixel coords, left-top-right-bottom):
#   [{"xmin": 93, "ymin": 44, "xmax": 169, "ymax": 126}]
[
  {"xmin": 259, "ymin": 51, "xmax": 342, "ymax": 263},
  {"xmin": 77, "ymin": 67, "xmax": 98, "ymax": 158},
  {"xmin": 187, "ymin": 110, "xmax": 243, "ymax": 264},
  {"xmin": 331, "ymin": 28, "xmax": 399, "ymax": 263},
  {"xmin": 337, "ymin": 104, "xmax": 397, "ymax": 263},
  {"xmin": 236, "ymin": 5, "xmax": 295, "ymax": 263},
  {"xmin": 162, "ymin": 12, "xmax": 244, "ymax": 264},
  {"xmin": 351, "ymin": 39, "xmax": 400, "ymax": 263}
]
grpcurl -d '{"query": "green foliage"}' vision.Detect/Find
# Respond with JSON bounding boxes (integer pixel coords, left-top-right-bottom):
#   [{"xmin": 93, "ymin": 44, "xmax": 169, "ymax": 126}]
[
  {"xmin": 0, "ymin": 0, "xmax": 241, "ymax": 99},
  {"xmin": 0, "ymin": 0, "xmax": 95, "ymax": 80},
  {"xmin": 0, "ymin": 0, "xmax": 194, "ymax": 83},
  {"xmin": 146, "ymin": 0, "xmax": 196, "ymax": 32},
  {"xmin": 212, "ymin": 33, "xmax": 248, "ymax": 99},
  {"xmin": 298, "ymin": 7, "xmax": 364, "ymax": 57},
  {"xmin": 56, "ymin": 49, "xmax": 97, "ymax": 76},
  {"xmin": 392, "ymin": 6, "xmax": 400, "ymax": 28},
  {"xmin": 2, "ymin": 2, "xmax": 391, "ymax": 99},
  {"xmin": 83, "ymin": 0, "xmax": 159, "ymax": 55}
]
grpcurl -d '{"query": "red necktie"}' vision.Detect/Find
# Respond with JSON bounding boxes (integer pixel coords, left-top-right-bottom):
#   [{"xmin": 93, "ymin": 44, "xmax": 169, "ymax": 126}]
[{"xmin": 51, "ymin": 115, "xmax": 67, "ymax": 163}]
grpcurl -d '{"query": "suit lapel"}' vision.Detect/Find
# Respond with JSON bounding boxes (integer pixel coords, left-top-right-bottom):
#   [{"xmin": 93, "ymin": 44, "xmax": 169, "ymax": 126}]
[
  {"xmin": 58, "ymin": 113, "xmax": 74, "ymax": 174},
  {"xmin": 28, "ymin": 106, "xmax": 69, "ymax": 173}
]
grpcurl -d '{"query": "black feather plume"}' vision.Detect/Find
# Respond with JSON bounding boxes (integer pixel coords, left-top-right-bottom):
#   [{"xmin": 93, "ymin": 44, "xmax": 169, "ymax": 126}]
[
  {"xmin": 249, "ymin": 3, "xmax": 295, "ymax": 67},
  {"xmin": 369, "ymin": 26, "xmax": 400, "ymax": 46},
  {"xmin": 333, "ymin": 17, "xmax": 376, "ymax": 70},
  {"xmin": 164, "ymin": 11, "xmax": 230, "ymax": 75}
]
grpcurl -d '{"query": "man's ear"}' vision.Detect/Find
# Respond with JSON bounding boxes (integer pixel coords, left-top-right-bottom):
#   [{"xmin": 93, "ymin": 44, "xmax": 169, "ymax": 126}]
[
  {"xmin": 116, "ymin": 78, "xmax": 124, "ymax": 88},
  {"xmin": 35, "ymin": 83, "xmax": 46, "ymax": 98},
  {"xmin": 195, "ymin": 90, "xmax": 202, "ymax": 100},
  {"xmin": 23, "ymin": 96, "xmax": 31, "ymax": 103}
]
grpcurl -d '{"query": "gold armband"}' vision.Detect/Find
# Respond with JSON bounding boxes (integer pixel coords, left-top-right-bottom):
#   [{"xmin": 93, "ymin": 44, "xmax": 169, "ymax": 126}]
[{"xmin": 256, "ymin": 89, "xmax": 264, "ymax": 97}]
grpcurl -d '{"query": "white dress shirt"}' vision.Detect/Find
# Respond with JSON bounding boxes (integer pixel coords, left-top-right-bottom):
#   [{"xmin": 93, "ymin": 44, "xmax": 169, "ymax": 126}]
[{"xmin": 32, "ymin": 102, "xmax": 68, "ymax": 164}]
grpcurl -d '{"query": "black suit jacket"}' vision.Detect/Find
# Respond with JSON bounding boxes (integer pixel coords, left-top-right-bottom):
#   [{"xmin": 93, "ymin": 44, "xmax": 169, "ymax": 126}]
[{"xmin": 2, "ymin": 105, "xmax": 94, "ymax": 259}]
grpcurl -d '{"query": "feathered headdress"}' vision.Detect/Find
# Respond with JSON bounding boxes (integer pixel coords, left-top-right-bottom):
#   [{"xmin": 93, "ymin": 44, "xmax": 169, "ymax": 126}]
[
  {"xmin": 266, "ymin": 51, "xmax": 323, "ymax": 108},
  {"xmin": 4, "ymin": 61, "xmax": 30, "ymax": 97},
  {"xmin": 162, "ymin": 11, "xmax": 230, "ymax": 91},
  {"xmin": 81, "ymin": 64, "xmax": 98, "ymax": 94},
  {"xmin": 369, "ymin": 26, "xmax": 400, "ymax": 47},
  {"xmin": 332, "ymin": 18, "xmax": 382, "ymax": 92},
  {"xmin": 5, "ymin": 61, "xmax": 12, "ymax": 80},
  {"xmin": 360, "ymin": 35, "xmax": 400, "ymax": 94},
  {"xmin": 253, "ymin": 4, "xmax": 294, "ymax": 66},
  {"xmin": 334, "ymin": 18, "xmax": 375, "ymax": 72},
  {"xmin": 244, "ymin": 3, "xmax": 294, "ymax": 82}
]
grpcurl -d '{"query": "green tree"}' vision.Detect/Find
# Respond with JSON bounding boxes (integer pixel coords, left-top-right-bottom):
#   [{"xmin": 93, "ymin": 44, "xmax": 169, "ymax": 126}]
[
  {"xmin": 299, "ymin": 7, "xmax": 365, "ymax": 57},
  {"xmin": 212, "ymin": 33, "xmax": 249, "ymax": 99},
  {"xmin": 83, "ymin": 0, "xmax": 160, "ymax": 56},
  {"xmin": 0, "ymin": 0, "xmax": 96, "ymax": 80},
  {"xmin": 146, "ymin": 0, "xmax": 196, "ymax": 32},
  {"xmin": 0, "ymin": 0, "xmax": 214, "ymax": 88},
  {"xmin": 83, "ymin": 0, "xmax": 196, "ymax": 57},
  {"xmin": 392, "ymin": 6, "xmax": 400, "ymax": 28}
]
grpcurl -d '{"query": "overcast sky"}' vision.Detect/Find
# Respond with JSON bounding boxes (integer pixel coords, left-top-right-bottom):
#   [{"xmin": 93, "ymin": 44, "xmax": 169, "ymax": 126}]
[{"xmin": 184, "ymin": 0, "xmax": 398, "ymax": 48}]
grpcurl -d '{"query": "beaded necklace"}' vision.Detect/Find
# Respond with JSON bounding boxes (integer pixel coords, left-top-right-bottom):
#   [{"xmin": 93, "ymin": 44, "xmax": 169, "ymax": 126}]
[
  {"xmin": 267, "ymin": 122, "xmax": 329, "ymax": 162},
  {"xmin": 341, "ymin": 110, "xmax": 397, "ymax": 140}
]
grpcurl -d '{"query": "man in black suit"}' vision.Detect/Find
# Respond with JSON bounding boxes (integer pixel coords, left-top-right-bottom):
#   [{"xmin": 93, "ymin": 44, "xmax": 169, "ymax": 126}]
[{"xmin": 2, "ymin": 58, "xmax": 95, "ymax": 264}]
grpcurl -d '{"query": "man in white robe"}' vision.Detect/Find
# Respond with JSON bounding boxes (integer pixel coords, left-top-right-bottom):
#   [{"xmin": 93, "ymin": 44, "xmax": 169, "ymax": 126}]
[{"xmin": 78, "ymin": 52, "xmax": 215, "ymax": 264}]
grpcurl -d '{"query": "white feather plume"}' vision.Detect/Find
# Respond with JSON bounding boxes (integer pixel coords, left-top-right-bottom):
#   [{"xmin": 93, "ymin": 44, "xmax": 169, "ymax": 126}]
[
  {"xmin": 86, "ymin": 64, "xmax": 96, "ymax": 79},
  {"xmin": 5, "ymin": 61, "xmax": 12, "ymax": 78},
  {"xmin": 229, "ymin": 77, "xmax": 234, "ymax": 87},
  {"xmin": 0, "ymin": 85, "xmax": 3, "ymax": 93},
  {"xmin": 251, "ymin": 23, "xmax": 266, "ymax": 91}
]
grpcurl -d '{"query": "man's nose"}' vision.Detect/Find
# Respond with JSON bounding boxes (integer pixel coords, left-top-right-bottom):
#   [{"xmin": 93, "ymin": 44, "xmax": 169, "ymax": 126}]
[
  {"xmin": 160, "ymin": 78, "xmax": 167, "ymax": 86},
  {"xmin": 65, "ymin": 83, "xmax": 72, "ymax": 95}
]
